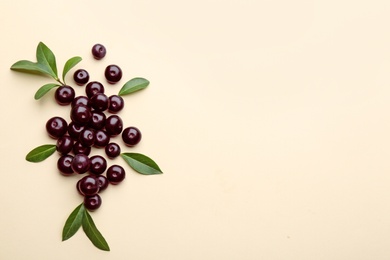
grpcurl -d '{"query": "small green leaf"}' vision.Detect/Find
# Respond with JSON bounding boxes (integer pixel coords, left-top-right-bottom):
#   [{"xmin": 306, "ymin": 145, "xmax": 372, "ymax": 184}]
[
  {"xmin": 36, "ymin": 42, "xmax": 58, "ymax": 79},
  {"xmin": 62, "ymin": 56, "xmax": 82, "ymax": 82},
  {"xmin": 10, "ymin": 60, "xmax": 54, "ymax": 77},
  {"xmin": 121, "ymin": 153, "xmax": 163, "ymax": 175},
  {"xmin": 34, "ymin": 83, "xmax": 59, "ymax": 100},
  {"xmin": 118, "ymin": 78, "xmax": 149, "ymax": 96},
  {"xmin": 62, "ymin": 203, "xmax": 85, "ymax": 241},
  {"xmin": 25, "ymin": 144, "xmax": 56, "ymax": 162},
  {"xmin": 82, "ymin": 210, "xmax": 110, "ymax": 251}
]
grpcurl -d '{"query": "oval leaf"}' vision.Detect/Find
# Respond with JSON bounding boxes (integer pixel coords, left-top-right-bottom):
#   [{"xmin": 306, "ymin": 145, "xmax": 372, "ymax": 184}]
[
  {"xmin": 10, "ymin": 60, "xmax": 54, "ymax": 77},
  {"xmin": 121, "ymin": 153, "xmax": 163, "ymax": 175},
  {"xmin": 62, "ymin": 56, "xmax": 82, "ymax": 82},
  {"xmin": 34, "ymin": 83, "xmax": 59, "ymax": 100},
  {"xmin": 62, "ymin": 203, "xmax": 85, "ymax": 241},
  {"xmin": 118, "ymin": 78, "xmax": 149, "ymax": 96},
  {"xmin": 82, "ymin": 210, "xmax": 110, "ymax": 251},
  {"xmin": 36, "ymin": 42, "xmax": 58, "ymax": 79},
  {"xmin": 25, "ymin": 144, "xmax": 56, "ymax": 162}
]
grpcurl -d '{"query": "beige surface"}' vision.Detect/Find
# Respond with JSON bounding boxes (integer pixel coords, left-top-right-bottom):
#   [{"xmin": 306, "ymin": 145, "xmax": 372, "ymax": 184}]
[{"xmin": 1, "ymin": 0, "xmax": 390, "ymax": 259}]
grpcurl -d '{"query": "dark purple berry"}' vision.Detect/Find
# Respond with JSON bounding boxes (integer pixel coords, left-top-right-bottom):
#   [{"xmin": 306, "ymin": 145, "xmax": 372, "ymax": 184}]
[
  {"xmin": 92, "ymin": 44, "xmax": 106, "ymax": 60},
  {"xmin": 90, "ymin": 93, "xmax": 109, "ymax": 111},
  {"xmin": 46, "ymin": 116, "xmax": 68, "ymax": 139},
  {"xmin": 105, "ymin": 115, "xmax": 123, "ymax": 136},
  {"xmin": 96, "ymin": 175, "xmax": 109, "ymax": 192},
  {"xmin": 55, "ymin": 85, "xmax": 75, "ymax": 105},
  {"xmin": 56, "ymin": 135, "xmax": 74, "ymax": 155},
  {"xmin": 68, "ymin": 122, "xmax": 85, "ymax": 139},
  {"xmin": 108, "ymin": 95, "xmax": 124, "ymax": 113},
  {"xmin": 84, "ymin": 194, "xmax": 102, "ymax": 211},
  {"xmin": 70, "ymin": 105, "xmax": 92, "ymax": 125},
  {"xmin": 71, "ymin": 154, "xmax": 90, "ymax": 174},
  {"xmin": 94, "ymin": 130, "xmax": 110, "ymax": 148},
  {"xmin": 79, "ymin": 128, "xmax": 95, "ymax": 147},
  {"xmin": 85, "ymin": 81, "xmax": 104, "ymax": 98},
  {"xmin": 57, "ymin": 155, "xmax": 74, "ymax": 175},
  {"xmin": 89, "ymin": 111, "xmax": 106, "ymax": 130},
  {"xmin": 73, "ymin": 141, "xmax": 91, "ymax": 155},
  {"xmin": 105, "ymin": 65, "xmax": 122, "ymax": 84},
  {"xmin": 78, "ymin": 175, "xmax": 99, "ymax": 196},
  {"xmin": 73, "ymin": 69, "xmax": 89, "ymax": 85},
  {"xmin": 89, "ymin": 155, "xmax": 107, "ymax": 175},
  {"xmin": 105, "ymin": 142, "xmax": 121, "ymax": 158},
  {"xmin": 122, "ymin": 126, "xmax": 142, "ymax": 147},
  {"xmin": 71, "ymin": 96, "xmax": 90, "ymax": 108},
  {"xmin": 106, "ymin": 165, "xmax": 125, "ymax": 184}
]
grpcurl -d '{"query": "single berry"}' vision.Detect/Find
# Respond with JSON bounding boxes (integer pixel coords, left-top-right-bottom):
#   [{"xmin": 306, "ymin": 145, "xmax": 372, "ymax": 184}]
[
  {"xmin": 90, "ymin": 93, "xmax": 109, "ymax": 111},
  {"xmin": 105, "ymin": 115, "xmax": 123, "ymax": 136},
  {"xmin": 55, "ymin": 85, "xmax": 75, "ymax": 105},
  {"xmin": 85, "ymin": 81, "xmax": 104, "ymax": 98},
  {"xmin": 106, "ymin": 165, "xmax": 125, "ymax": 184},
  {"xmin": 57, "ymin": 155, "xmax": 74, "ymax": 175},
  {"xmin": 46, "ymin": 117, "xmax": 68, "ymax": 139},
  {"xmin": 70, "ymin": 104, "xmax": 92, "ymax": 125},
  {"xmin": 56, "ymin": 135, "xmax": 74, "ymax": 155},
  {"xmin": 96, "ymin": 175, "xmax": 109, "ymax": 192},
  {"xmin": 89, "ymin": 111, "xmax": 106, "ymax": 130},
  {"xmin": 71, "ymin": 154, "xmax": 90, "ymax": 174},
  {"xmin": 89, "ymin": 155, "xmax": 107, "ymax": 175},
  {"xmin": 79, "ymin": 128, "xmax": 95, "ymax": 147},
  {"xmin": 68, "ymin": 122, "xmax": 85, "ymax": 139},
  {"xmin": 92, "ymin": 44, "xmax": 106, "ymax": 60},
  {"xmin": 84, "ymin": 194, "xmax": 102, "ymax": 211},
  {"xmin": 72, "ymin": 96, "xmax": 90, "ymax": 108},
  {"xmin": 105, "ymin": 65, "xmax": 122, "ymax": 84},
  {"xmin": 122, "ymin": 126, "xmax": 142, "ymax": 147},
  {"xmin": 105, "ymin": 142, "xmax": 121, "ymax": 158},
  {"xmin": 108, "ymin": 95, "xmax": 124, "ymax": 113},
  {"xmin": 78, "ymin": 175, "xmax": 99, "ymax": 196},
  {"xmin": 94, "ymin": 130, "xmax": 110, "ymax": 148},
  {"xmin": 73, "ymin": 141, "xmax": 91, "ymax": 155},
  {"xmin": 73, "ymin": 69, "xmax": 89, "ymax": 85}
]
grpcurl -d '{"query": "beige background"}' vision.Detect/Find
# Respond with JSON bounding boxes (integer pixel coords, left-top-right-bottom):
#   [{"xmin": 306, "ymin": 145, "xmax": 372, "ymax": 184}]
[{"xmin": 1, "ymin": 0, "xmax": 390, "ymax": 259}]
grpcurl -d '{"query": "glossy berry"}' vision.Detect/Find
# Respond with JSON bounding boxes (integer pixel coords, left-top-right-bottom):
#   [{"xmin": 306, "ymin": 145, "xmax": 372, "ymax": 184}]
[
  {"xmin": 79, "ymin": 128, "xmax": 95, "ymax": 147},
  {"xmin": 106, "ymin": 165, "xmax": 125, "ymax": 184},
  {"xmin": 73, "ymin": 69, "xmax": 89, "ymax": 85},
  {"xmin": 70, "ymin": 105, "xmax": 92, "ymax": 125},
  {"xmin": 55, "ymin": 85, "xmax": 75, "ymax": 105},
  {"xmin": 105, "ymin": 115, "xmax": 123, "ymax": 136},
  {"xmin": 71, "ymin": 154, "xmax": 90, "ymax": 174},
  {"xmin": 105, "ymin": 65, "xmax": 122, "ymax": 84},
  {"xmin": 84, "ymin": 194, "xmax": 102, "ymax": 211},
  {"xmin": 108, "ymin": 95, "xmax": 124, "ymax": 113},
  {"xmin": 85, "ymin": 81, "xmax": 104, "ymax": 98},
  {"xmin": 78, "ymin": 175, "xmax": 99, "ymax": 196},
  {"xmin": 122, "ymin": 126, "xmax": 142, "ymax": 147},
  {"xmin": 94, "ymin": 130, "xmax": 110, "ymax": 148},
  {"xmin": 71, "ymin": 96, "xmax": 90, "ymax": 108},
  {"xmin": 73, "ymin": 141, "xmax": 91, "ymax": 155},
  {"xmin": 105, "ymin": 142, "xmax": 121, "ymax": 158},
  {"xmin": 56, "ymin": 135, "xmax": 74, "ymax": 155},
  {"xmin": 92, "ymin": 44, "xmax": 106, "ymax": 60},
  {"xmin": 89, "ymin": 111, "xmax": 106, "ymax": 130},
  {"xmin": 96, "ymin": 175, "xmax": 109, "ymax": 192},
  {"xmin": 68, "ymin": 122, "xmax": 85, "ymax": 139},
  {"xmin": 90, "ymin": 93, "xmax": 109, "ymax": 111},
  {"xmin": 89, "ymin": 155, "xmax": 107, "ymax": 175},
  {"xmin": 46, "ymin": 116, "xmax": 68, "ymax": 139},
  {"xmin": 57, "ymin": 155, "xmax": 74, "ymax": 175}
]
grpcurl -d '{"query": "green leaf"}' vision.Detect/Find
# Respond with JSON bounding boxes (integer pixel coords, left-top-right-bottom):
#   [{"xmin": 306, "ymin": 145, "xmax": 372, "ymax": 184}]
[
  {"xmin": 62, "ymin": 56, "xmax": 82, "ymax": 82},
  {"xmin": 82, "ymin": 210, "xmax": 110, "ymax": 251},
  {"xmin": 34, "ymin": 83, "xmax": 59, "ymax": 100},
  {"xmin": 36, "ymin": 42, "xmax": 58, "ymax": 79},
  {"xmin": 10, "ymin": 60, "xmax": 54, "ymax": 77},
  {"xmin": 62, "ymin": 203, "xmax": 85, "ymax": 241},
  {"xmin": 25, "ymin": 144, "xmax": 56, "ymax": 162},
  {"xmin": 121, "ymin": 153, "xmax": 163, "ymax": 175},
  {"xmin": 118, "ymin": 78, "xmax": 149, "ymax": 96}
]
